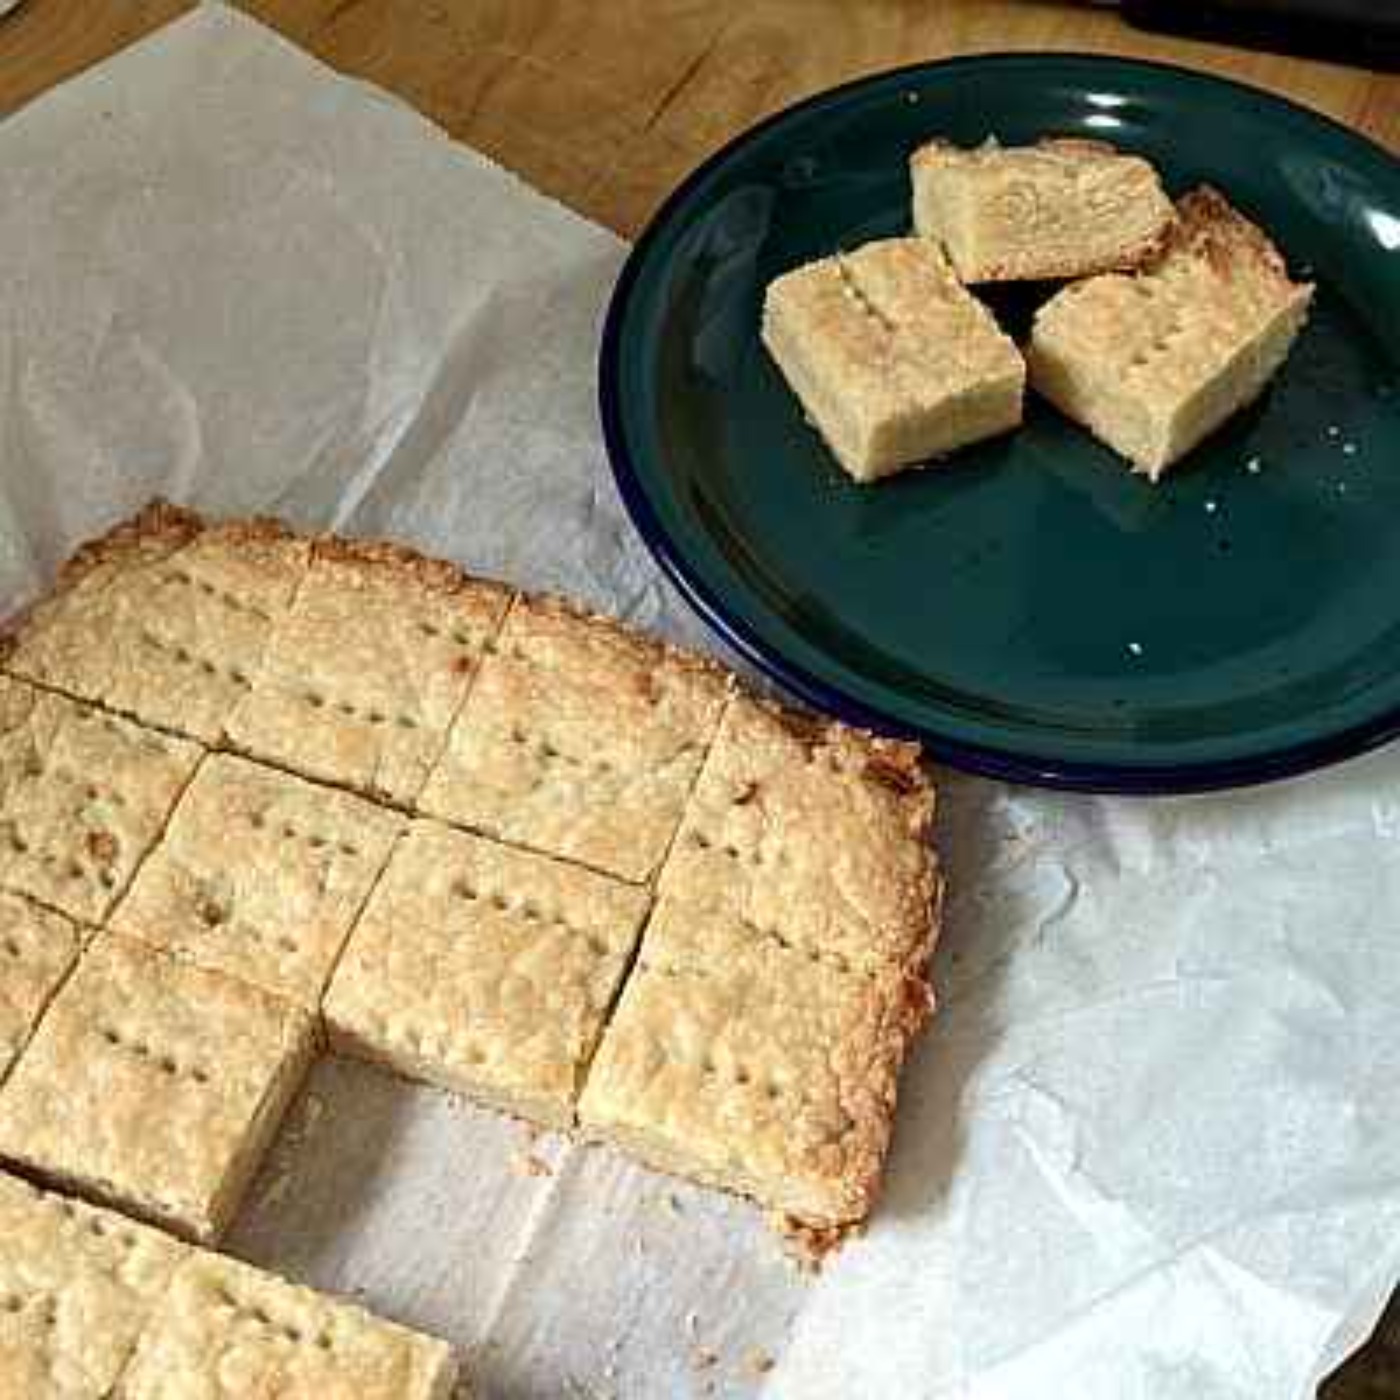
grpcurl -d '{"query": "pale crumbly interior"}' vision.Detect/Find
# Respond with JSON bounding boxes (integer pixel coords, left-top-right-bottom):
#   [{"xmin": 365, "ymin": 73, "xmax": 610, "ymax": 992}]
[
  {"xmin": 111, "ymin": 752, "xmax": 403, "ymax": 1009},
  {"xmin": 0, "ymin": 934, "xmax": 315, "ymax": 1245},
  {"xmin": 1028, "ymin": 185, "xmax": 1314, "ymax": 478},
  {"xmin": 762, "ymin": 236, "xmax": 1025, "ymax": 482},
  {"xmin": 324, "ymin": 819, "xmax": 650, "ymax": 1130},
  {"xmin": 911, "ymin": 136, "xmax": 1175, "ymax": 283},
  {"xmin": 0, "ymin": 891, "xmax": 81, "ymax": 1087},
  {"xmin": 418, "ymin": 594, "xmax": 729, "ymax": 883},
  {"xmin": 578, "ymin": 894, "xmax": 930, "ymax": 1227},
  {"xmin": 116, "ymin": 1251, "xmax": 459, "ymax": 1400}
]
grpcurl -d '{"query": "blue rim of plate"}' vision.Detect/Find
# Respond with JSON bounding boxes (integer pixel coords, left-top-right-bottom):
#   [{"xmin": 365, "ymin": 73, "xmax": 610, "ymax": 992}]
[{"xmin": 598, "ymin": 51, "xmax": 1400, "ymax": 795}]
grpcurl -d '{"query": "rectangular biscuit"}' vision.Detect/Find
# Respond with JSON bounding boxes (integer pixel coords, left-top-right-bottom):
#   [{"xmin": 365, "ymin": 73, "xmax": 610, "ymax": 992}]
[
  {"xmin": 911, "ymin": 136, "xmax": 1175, "ymax": 283},
  {"xmin": 6, "ymin": 504, "xmax": 309, "ymax": 744},
  {"xmin": 116, "ymin": 1250, "xmax": 459, "ymax": 1400},
  {"xmin": 111, "ymin": 754, "xmax": 403, "ymax": 1009},
  {"xmin": 657, "ymin": 695, "xmax": 938, "ymax": 976},
  {"xmin": 0, "ymin": 935, "xmax": 315, "ymax": 1244},
  {"xmin": 0, "ymin": 1171, "xmax": 185, "ymax": 1399},
  {"xmin": 761, "ymin": 237, "xmax": 1025, "ymax": 482},
  {"xmin": 0, "ymin": 892, "xmax": 81, "ymax": 1087},
  {"xmin": 418, "ymin": 595, "xmax": 729, "ymax": 883},
  {"xmin": 225, "ymin": 537, "xmax": 512, "ymax": 807},
  {"xmin": 578, "ymin": 895, "xmax": 931, "ymax": 1227},
  {"xmin": 0, "ymin": 678, "xmax": 201, "ymax": 923},
  {"xmin": 324, "ymin": 820, "xmax": 651, "ymax": 1129},
  {"xmin": 1027, "ymin": 185, "xmax": 1314, "ymax": 478}
]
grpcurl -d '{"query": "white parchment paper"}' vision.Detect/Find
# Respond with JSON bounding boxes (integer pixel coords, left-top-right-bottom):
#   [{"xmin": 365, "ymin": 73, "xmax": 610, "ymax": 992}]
[{"xmin": 2, "ymin": 7, "xmax": 1398, "ymax": 1397}]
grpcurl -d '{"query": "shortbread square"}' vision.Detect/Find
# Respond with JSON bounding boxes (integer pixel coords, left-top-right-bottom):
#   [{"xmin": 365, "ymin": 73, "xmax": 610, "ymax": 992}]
[
  {"xmin": 116, "ymin": 1251, "xmax": 458, "ymax": 1400},
  {"xmin": 0, "ymin": 936, "xmax": 314, "ymax": 1244},
  {"xmin": 579, "ymin": 896, "xmax": 931, "ymax": 1227},
  {"xmin": 418, "ymin": 596, "xmax": 729, "ymax": 883},
  {"xmin": 0, "ymin": 678, "xmax": 201, "ymax": 923},
  {"xmin": 0, "ymin": 1171, "xmax": 186, "ymax": 1399},
  {"xmin": 0, "ymin": 893, "xmax": 81, "ymax": 1086},
  {"xmin": 761, "ymin": 237, "xmax": 1025, "ymax": 482},
  {"xmin": 658, "ymin": 696, "xmax": 938, "ymax": 976},
  {"xmin": 7, "ymin": 505, "xmax": 308, "ymax": 744},
  {"xmin": 225, "ymin": 538, "xmax": 512, "ymax": 806},
  {"xmin": 325, "ymin": 820, "xmax": 650, "ymax": 1129},
  {"xmin": 1027, "ymin": 186, "xmax": 1314, "ymax": 478},
  {"xmin": 111, "ymin": 754, "xmax": 403, "ymax": 1009}
]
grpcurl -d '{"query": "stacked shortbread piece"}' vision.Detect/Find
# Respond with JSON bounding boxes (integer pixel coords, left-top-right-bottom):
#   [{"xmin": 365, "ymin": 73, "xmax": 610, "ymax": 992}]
[
  {"xmin": 764, "ymin": 136, "xmax": 1313, "ymax": 481},
  {"xmin": 0, "ymin": 502, "xmax": 939, "ymax": 1395}
]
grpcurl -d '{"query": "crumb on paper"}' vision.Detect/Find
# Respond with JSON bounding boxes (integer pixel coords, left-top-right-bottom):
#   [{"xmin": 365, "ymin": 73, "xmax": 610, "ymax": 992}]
[
  {"xmin": 515, "ymin": 1152, "xmax": 554, "ymax": 1179},
  {"xmin": 692, "ymin": 1347, "xmax": 720, "ymax": 1372},
  {"xmin": 743, "ymin": 1347, "xmax": 777, "ymax": 1378},
  {"xmin": 664, "ymin": 1192, "xmax": 683, "ymax": 1217},
  {"xmin": 684, "ymin": 1309, "xmax": 700, "ymax": 1340}
]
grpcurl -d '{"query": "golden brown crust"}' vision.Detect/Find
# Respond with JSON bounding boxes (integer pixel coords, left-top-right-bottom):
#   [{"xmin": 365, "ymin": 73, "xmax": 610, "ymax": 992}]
[
  {"xmin": 311, "ymin": 533, "xmax": 514, "ymax": 607},
  {"xmin": 51, "ymin": 499, "xmax": 206, "ymax": 595},
  {"xmin": 1157, "ymin": 184, "xmax": 1301, "ymax": 290}
]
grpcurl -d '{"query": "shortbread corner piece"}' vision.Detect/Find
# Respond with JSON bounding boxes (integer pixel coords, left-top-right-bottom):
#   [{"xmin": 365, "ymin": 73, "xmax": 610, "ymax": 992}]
[
  {"xmin": 1027, "ymin": 185, "xmax": 1313, "ymax": 479},
  {"xmin": 117, "ymin": 1251, "xmax": 460, "ymax": 1400},
  {"xmin": 0, "ymin": 891, "xmax": 82, "ymax": 1088},
  {"xmin": 911, "ymin": 135, "xmax": 1175, "ymax": 283},
  {"xmin": 579, "ymin": 896, "xmax": 932, "ymax": 1228},
  {"xmin": 0, "ymin": 1170, "xmax": 186, "ymax": 1399},
  {"xmin": 762, "ymin": 236, "xmax": 1025, "ymax": 483},
  {"xmin": 0, "ymin": 935, "xmax": 314, "ymax": 1244}
]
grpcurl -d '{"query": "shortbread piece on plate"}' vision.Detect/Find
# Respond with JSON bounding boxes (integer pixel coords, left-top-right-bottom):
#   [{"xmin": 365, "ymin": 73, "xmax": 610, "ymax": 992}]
[
  {"xmin": 910, "ymin": 136, "xmax": 1174, "ymax": 283},
  {"xmin": 6, "ymin": 504, "xmax": 309, "ymax": 744},
  {"xmin": 1028, "ymin": 186, "xmax": 1314, "ymax": 479},
  {"xmin": 0, "ymin": 936, "xmax": 314, "ymax": 1244},
  {"xmin": 0, "ymin": 1171, "xmax": 185, "ymax": 1399},
  {"xmin": 225, "ymin": 537, "xmax": 512, "ymax": 807},
  {"xmin": 419, "ymin": 595, "xmax": 729, "ymax": 883},
  {"xmin": 112, "ymin": 754, "xmax": 402, "ymax": 1009},
  {"xmin": 325, "ymin": 821, "xmax": 650, "ymax": 1129},
  {"xmin": 658, "ymin": 696, "xmax": 939, "ymax": 977},
  {"xmin": 0, "ymin": 893, "xmax": 81, "ymax": 1087},
  {"xmin": 0, "ymin": 678, "xmax": 201, "ymax": 923},
  {"xmin": 579, "ymin": 896, "xmax": 931, "ymax": 1227},
  {"xmin": 117, "ymin": 1251, "xmax": 459, "ymax": 1400},
  {"xmin": 761, "ymin": 237, "xmax": 1025, "ymax": 482}
]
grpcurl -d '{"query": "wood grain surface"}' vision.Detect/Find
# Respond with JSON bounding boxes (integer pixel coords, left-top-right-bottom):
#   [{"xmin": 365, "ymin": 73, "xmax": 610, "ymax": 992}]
[{"xmin": 0, "ymin": 2, "xmax": 1395, "ymax": 1393}]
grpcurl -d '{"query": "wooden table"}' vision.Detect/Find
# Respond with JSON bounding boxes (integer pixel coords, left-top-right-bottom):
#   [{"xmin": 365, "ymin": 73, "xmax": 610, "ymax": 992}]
[{"xmin": 0, "ymin": 2, "xmax": 1395, "ymax": 1393}]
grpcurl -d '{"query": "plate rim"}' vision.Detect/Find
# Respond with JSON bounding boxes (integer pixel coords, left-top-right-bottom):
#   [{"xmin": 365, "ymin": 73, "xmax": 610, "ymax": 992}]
[{"xmin": 598, "ymin": 49, "xmax": 1400, "ymax": 794}]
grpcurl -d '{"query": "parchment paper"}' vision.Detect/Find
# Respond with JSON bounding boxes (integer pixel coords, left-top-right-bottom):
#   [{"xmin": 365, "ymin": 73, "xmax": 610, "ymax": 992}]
[{"xmin": 3, "ymin": 7, "xmax": 1399, "ymax": 1397}]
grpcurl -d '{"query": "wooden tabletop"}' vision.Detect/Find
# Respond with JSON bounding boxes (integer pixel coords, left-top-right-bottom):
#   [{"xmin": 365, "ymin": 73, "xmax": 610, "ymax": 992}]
[{"xmin": 0, "ymin": 2, "xmax": 1396, "ymax": 1393}]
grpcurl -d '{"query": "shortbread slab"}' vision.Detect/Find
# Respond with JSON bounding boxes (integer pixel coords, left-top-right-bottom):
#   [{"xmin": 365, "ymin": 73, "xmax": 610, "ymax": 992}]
[
  {"xmin": 761, "ymin": 237, "xmax": 1025, "ymax": 482},
  {"xmin": 0, "ymin": 936, "xmax": 314, "ymax": 1244},
  {"xmin": 418, "ymin": 595, "xmax": 729, "ymax": 883},
  {"xmin": 0, "ymin": 678, "xmax": 201, "ymax": 923},
  {"xmin": 325, "ymin": 821, "xmax": 650, "ymax": 1129},
  {"xmin": 911, "ymin": 136, "xmax": 1174, "ymax": 283},
  {"xmin": 116, "ymin": 1251, "xmax": 459, "ymax": 1400},
  {"xmin": 112, "ymin": 754, "xmax": 403, "ymax": 1008},
  {"xmin": 658, "ymin": 695, "xmax": 938, "ymax": 976},
  {"xmin": 6, "ymin": 504, "xmax": 308, "ymax": 744},
  {"xmin": 0, "ymin": 893, "xmax": 81, "ymax": 1086},
  {"xmin": 579, "ymin": 896, "xmax": 931, "ymax": 1227},
  {"xmin": 1028, "ymin": 186, "xmax": 1314, "ymax": 478},
  {"xmin": 226, "ymin": 537, "xmax": 512, "ymax": 806},
  {"xmin": 0, "ymin": 1171, "xmax": 185, "ymax": 1399}
]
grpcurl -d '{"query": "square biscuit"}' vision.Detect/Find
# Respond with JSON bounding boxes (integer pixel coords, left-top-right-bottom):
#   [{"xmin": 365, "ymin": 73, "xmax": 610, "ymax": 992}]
[
  {"xmin": 0, "ymin": 893, "xmax": 81, "ymax": 1086},
  {"xmin": 0, "ymin": 936, "xmax": 314, "ymax": 1244},
  {"xmin": 658, "ymin": 695, "xmax": 938, "ymax": 976},
  {"xmin": 325, "ymin": 820, "xmax": 650, "ymax": 1129},
  {"xmin": 226, "ymin": 537, "xmax": 512, "ymax": 807},
  {"xmin": 418, "ymin": 596, "xmax": 729, "ymax": 883},
  {"xmin": 7, "ymin": 505, "xmax": 309, "ymax": 744},
  {"xmin": 0, "ymin": 1171, "xmax": 185, "ymax": 1399},
  {"xmin": 112, "ymin": 754, "xmax": 403, "ymax": 1009},
  {"xmin": 116, "ymin": 1251, "xmax": 458, "ymax": 1400},
  {"xmin": 0, "ymin": 678, "xmax": 201, "ymax": 923},
  {"xmin": 762, "ymin": 237, "xmax": 1025, "ymax": 482},
  {"xmin": 578, "ymin": 896, "xmax": 931, "ymax": 1227}
]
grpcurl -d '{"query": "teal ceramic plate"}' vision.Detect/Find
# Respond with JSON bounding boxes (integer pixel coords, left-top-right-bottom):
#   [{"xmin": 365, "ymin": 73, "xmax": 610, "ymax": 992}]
[{"xmin": 599, "ymin": 54, "xmax": 1400, "ymax": 792}]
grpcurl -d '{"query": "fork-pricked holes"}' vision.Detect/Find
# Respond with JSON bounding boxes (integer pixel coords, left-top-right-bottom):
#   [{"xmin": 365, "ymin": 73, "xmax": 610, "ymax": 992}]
[
  {"xmin": 137, "ymin": 629, "xmax": 252, "ymax": 689},
  {"xmin": 246, "ymin": 809, "xmax": 361, "ymax": 860},
  {"xmin": 161, "ymin": 567, "xmax": 273, "ymax": 623},
  {"xmin": 298, "ymin": 689, "xmax": 420, "ymax": 731},
  {"xmin": 96, "ymin": 1024, "xmax": 211, "ymax": 1086},
  {"xmin": 448, "ymin": 875, "xmax": 613, "ymax": 958},
  {"xmin": 212, "ymin": 1285, "xmax": 337, "ymax": 1351}
]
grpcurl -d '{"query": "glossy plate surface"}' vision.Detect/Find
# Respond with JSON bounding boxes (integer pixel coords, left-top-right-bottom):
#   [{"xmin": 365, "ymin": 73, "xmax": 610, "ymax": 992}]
[{"xmin": 600, "ymin": 54, "xmax": 1400, "ymax": 791}]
